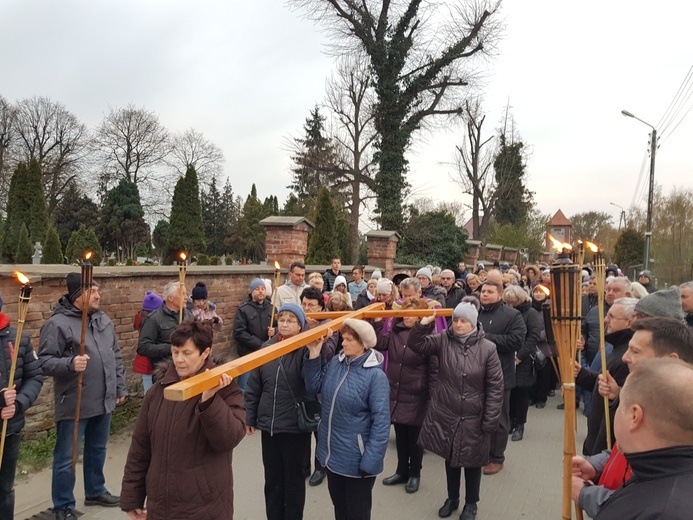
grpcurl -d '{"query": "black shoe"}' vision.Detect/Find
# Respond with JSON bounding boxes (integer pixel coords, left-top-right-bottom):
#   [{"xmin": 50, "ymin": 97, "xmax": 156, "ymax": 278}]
[
  {"xmin": 309, "ymin": 469, "xmax": 326, "ymax": 486},
  {"xmin": 511, "ymin": 424, "xmax": 524, "ymax": 441},
  {"xmin": 535, "ymin": 401, "xmax": 546, "ymax": 409},
  {"xmin": 460, "ymin": 503, "xmax": 478, "ymax": 520},
  {"xmin": 528, "ymin": 399, "xmax": 536, "ymax": 406},
  {"xmin": 85, "ymin": 491, "xmax": 120, "ymax": 507},
  {"xmin": 405, "ymin": 476, "xmax": 420, "ymax": 493},
  {"xmin": 548, "ymin": 389, "xmax": 556, "ymax": 397},
  {"xmin": 53, "ymin": 509, "xmax": 77, "ymax": 520},
  {"xmin": 557, "ymin": 402, "xmax": 565, "ymax": 410},
  {"xmin": 382, "ymin": 473, "xmax": 408, "ymax": 485},
  {"xmin": 438, "ymin": 498, "xmax": 459, "ymax": 518}
]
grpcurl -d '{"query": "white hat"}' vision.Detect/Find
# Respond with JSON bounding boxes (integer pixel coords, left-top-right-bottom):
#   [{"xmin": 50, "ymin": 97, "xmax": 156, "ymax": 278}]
[{"xmin": 342, "ymin": 319, "xmax": 377, "ymax": 349}]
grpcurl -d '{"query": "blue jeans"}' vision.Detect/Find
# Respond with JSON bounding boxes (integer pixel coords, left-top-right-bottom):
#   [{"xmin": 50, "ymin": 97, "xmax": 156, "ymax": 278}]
[
  {"xmin": 236, "ymin": 371, "xmax": 250, "ymax": 393},
  {"xmin": 142, "ymin": 374, "xmax": 153, "ymax": 393},
  {"xmin": 52, "ymin": 414, "xmax": 111, "ymax": 511}
]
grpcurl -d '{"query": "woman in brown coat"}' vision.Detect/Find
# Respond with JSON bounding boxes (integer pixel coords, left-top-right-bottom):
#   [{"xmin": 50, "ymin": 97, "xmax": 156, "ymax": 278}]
[
  {"xmin": 373, "ymin": 297, "xmax": 436, "ymax": 494},
  {"xmin": 408, "ymin": 298, "xmax": 504, "ymax": 520},
  {"xmin": 120, "ymin": 321, "xmax": 246, "ymax": 520}
]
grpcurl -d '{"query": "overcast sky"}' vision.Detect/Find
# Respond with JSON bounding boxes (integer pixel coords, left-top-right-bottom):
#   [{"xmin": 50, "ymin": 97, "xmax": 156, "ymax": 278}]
[{"xmin": 2, "ymin": 0, "xmax": 691, "ymax": 229}]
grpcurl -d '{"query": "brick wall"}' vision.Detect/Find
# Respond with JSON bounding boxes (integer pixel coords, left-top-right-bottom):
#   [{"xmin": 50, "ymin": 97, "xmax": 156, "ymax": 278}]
[{"xmin": 0, "ymin": 264, "xmax": 285, "ymax": 434}]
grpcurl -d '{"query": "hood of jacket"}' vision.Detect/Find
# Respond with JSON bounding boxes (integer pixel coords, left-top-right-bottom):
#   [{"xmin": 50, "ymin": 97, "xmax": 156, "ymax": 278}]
[{"xmin": 336, "ymin": 348, "xmax": 384, "ymax": 368}]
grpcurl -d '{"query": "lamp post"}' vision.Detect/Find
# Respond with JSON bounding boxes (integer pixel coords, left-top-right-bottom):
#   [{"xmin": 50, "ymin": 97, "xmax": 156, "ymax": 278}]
[
  {"xmin": 621, "ymin": 110, "xmax": 657, "ymax": 271},
  {"xmin": 609, "ymin": 202, "xmax": 626, "ymax": 232}
]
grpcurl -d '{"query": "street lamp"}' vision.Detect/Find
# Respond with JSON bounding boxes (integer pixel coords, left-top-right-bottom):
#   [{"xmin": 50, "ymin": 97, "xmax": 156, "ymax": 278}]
[
  {"xmin": 621, "ymin": 109, "xmax": 657, "ymax": 271},
  {"xmin": 609, "ymin": 202, "xmax": 626, "ymax": 232}
]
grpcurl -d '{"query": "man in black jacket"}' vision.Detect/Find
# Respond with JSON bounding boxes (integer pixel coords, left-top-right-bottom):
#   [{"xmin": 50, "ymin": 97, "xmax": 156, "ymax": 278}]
[
  {"xmin": 232, "ymin": 278, "xmax": 274, "ymax": 392},
  {"xmin": 589, "ymin": 358, "xmax": 693, "ymax": 520},
  {"xmin": 137, "ymin": 280, "xmax": 192, "ymax": 369},
  {"xmin": 440, "ymin": 270, "xmax": 464, "ymax": 322},
  {"xmin": 0, "ymin": 294, "xmax": 44, "ymax": 519},
  {"xmin": 322, "ymin": 258, "xmax": 343, "ymax": 293},
  {"xmin": 477, "ymin": 280, "xmax": 526, "ymax": 475}
]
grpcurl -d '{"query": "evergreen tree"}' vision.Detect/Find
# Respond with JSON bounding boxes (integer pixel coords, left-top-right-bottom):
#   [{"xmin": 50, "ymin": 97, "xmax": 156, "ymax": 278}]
[
  {"xmin": 66, "ymin": 225, "xmax": 103, "ymax": 264},
  {"xmin": 1, "ymin": 161, "xmax": 47, "ymax": 261},
  {"xmin": 168, "ymin": 165, "xmax": 206, "ymax": 255},
  {"xmin": 229, "ymin": 184, "xmax": 266, "ymax": 263},
  {"xmin": 201, "ymin": 175, "xmax": 229, "ymax": 256},
  {"xmin": 289, "ymin": 106, "xmax": 339, "ymax": 217},
  {"xmin": 493, "ymin": 133, "xmax": 532, "ymax": 226},
  {"xmin": 152, "ymin": 219, "xmax": 171, "ymax": 263},
  {"xmin": 41, "ymin": 225, "xmax": 64, "ymax": 264},
  {"xmin": 306, "ymin": 188, "xmax": 339, "ymax": 264},
  {"xmin": 98, "ymin": 179, "xmax": 149, "ymax": 262},
  {"xmin": 397, "ymin": 209, "xmax": 469, "ymax": 267},
  {"xmin": 15, "ymin": 223, "xmax": 33, "ymax": 263},
  {"xmin": 614, "ymin": 228, "xmax": 645, "ymax": 272},
  {"xmin": 54, "ymin": 181, "xmax": 100, "ymax": 251}
]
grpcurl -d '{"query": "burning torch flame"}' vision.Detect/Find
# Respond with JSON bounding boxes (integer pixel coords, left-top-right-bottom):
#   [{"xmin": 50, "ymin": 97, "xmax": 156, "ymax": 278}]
[
  {"xmin": 179, "ymin": 252, "xmax": 187, "ymax": 261},
  {"xmin": 547, "ymin": 233, "xmax": 563, "ymax": 252},
  {"xmin": 585, "ymin": 241, "xmax": 599, "ymax": 253},
  {"xmin": 274, "ymin": 261, "xmax": 281, "ymax": 270},
  {"xmin": 537, "ymin": 284, "xmax": 550, "ymax": 296},
  {"xmin": 14, "ymin": 271, "xmax": 29, "ymax": 285},
  {"xmin": 84, "ymin": 251, "xmax": 93, "ymax": 261}
]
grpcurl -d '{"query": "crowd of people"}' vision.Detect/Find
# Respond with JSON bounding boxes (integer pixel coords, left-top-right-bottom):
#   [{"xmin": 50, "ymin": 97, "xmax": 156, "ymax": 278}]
[{"xmin": 0, "ymin": 257, "xmax": 692, "ymax": 520}]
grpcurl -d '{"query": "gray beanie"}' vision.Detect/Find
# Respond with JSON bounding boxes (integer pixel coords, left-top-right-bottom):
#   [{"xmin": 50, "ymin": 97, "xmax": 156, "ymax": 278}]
[
  {"xmin": 453, "ymin": 302, "xmax": 478, "ymax": 328},
  {"xmin": 634, "ymin": 287, "xmax": 684, "ymax": 321},
  {"xmin": 342, "ymin": 318, "xmax": 377, "ymax": 349},
  {"xmin": 416, "ymin": 267, "xmax": 433, "ymax": 281},
  {"xmin": 371, "ymin": 269, "xmax": 382, "ymax": 279},
  {"xmin": 249, "ymin": 278, "xmax": 265, "ymax": 292}
]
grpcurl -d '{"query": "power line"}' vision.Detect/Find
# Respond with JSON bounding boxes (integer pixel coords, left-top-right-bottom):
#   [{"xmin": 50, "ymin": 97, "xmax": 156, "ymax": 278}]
[
  {"xmin": 629, "ymin": 151, "xmax": 649, "ymax": 210},
  {"xmin": 655, "ymin": 64, "xmax": 693, "ymax": 131}
]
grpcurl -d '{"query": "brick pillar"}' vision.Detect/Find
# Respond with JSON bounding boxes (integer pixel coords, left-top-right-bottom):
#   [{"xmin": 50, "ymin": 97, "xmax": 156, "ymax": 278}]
[
  {"xmin": 365, "ymin": 231, "xmax": 400, "ymax": 279},
  {"xmin": 465, "ymin": 240, "xmax": 482, "ymax": 268},
  {"xmin": 485, "ymin": 244, "xmax": 503, "ymax": 263},
  {"xmin": 260, "ymin": 216, "xmax": 314, "ymax": 267},
  {"xmin": 502, "ymin": 247, "xmax": 518, "ymax": 264}
]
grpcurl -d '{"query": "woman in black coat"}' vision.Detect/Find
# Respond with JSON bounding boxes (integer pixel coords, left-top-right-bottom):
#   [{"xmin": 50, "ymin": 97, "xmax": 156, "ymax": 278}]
[
  {"xmin": 373, "ymin": 297, "xmax": 435, "ymax": 494},
  {"xmin": 503, "ymin": 285, "xmax": 543, "ymax": 442},
  {"xmin": 408, "ymin": 298, "xmax": 504, "ymax": 520}
]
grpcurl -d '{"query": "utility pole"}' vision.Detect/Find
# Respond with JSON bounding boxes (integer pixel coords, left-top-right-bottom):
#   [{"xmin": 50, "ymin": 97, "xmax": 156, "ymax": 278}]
[{"xmin": 644, "ymin": 128, "xmax": 656, "ymax": 271}]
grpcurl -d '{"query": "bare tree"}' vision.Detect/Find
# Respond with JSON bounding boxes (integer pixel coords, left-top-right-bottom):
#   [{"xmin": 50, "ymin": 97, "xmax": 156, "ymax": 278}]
[
  {"xmin": 326, "ymin": 56, "xmax": 378, "ymax": 262},
  {"xmin": 292, "ymin": 0, "xmax": 502, "ymax": 231},
  {"xmin": 12, "ymin": 96, "xmax": 89, "ymax": 215},
  {"xmin": 452, "ymin": 98, "xmax": 495, "ymax": 239},
  {"xmin": 93, "ymin": 104, "xmax": 170, "ymax": 207},
  {"xmin": 0, "ymin": 96, "xmax": 16, "ymax": 212},
  {"xmin": 169, "ymin": 128, "xmax": 225, "ymax": 189}
]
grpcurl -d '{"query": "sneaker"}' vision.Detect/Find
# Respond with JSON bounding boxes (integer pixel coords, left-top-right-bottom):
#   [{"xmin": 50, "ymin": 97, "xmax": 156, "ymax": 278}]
[
  {"xmin": 53, "ymin": 509, "xmax": 77, "ymax": 520},
  {"xmin": 85, "ymin": 491, "xmax": 120, "ymax": 507}
]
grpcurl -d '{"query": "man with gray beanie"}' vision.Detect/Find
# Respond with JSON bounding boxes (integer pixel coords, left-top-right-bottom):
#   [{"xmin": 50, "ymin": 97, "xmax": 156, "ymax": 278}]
[
  {"xmin": 233, "ymin": 278, "xmax": 275, "ymax": 392},
  {"xmin": 634, "ymin": 287, "xmax": 685, "ymax": 321},
  {"xmin": 39, "ymin": 273, "xmax": 127, "ymax": 518}
]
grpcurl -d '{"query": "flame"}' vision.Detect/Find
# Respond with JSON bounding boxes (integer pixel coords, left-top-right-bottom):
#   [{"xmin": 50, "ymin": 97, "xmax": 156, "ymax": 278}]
[
  {"xmin": 537, "ymin": 284, "xmax": 550, "ymax": 296},
  {"xmin": 577, "ymin": 239, "xmax": 583, "ymax": 245},
  {"xmin": 179, "ymin": 252, "xmax": 187, "ymax": 261},
  {"xmin": 84, "ymin": 251, "xmax": 93, "ymax": 260},
  {"xmin": 562, "ymin": 242, "xmax": 573, "ymax": 251},
  {"xmin": 547, "ymin": 233, "xmax": 563, "ymax": 252},
  {"xmin": 585, "ymin": 241, "xmax": 599, "ymax": 253},
  {"xmin": 274, "ymin": 261, "xmax": 281, "ymax": 270},
  {"xmin": 14, "ymin": 271, "xmax": 29, "ymax": 284}
]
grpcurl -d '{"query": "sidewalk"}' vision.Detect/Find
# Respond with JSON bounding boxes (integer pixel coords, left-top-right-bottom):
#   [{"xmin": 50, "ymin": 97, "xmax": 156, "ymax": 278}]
[{"xmin": 16, "ymin": 393, "xmax": 587, "ymax": 520}]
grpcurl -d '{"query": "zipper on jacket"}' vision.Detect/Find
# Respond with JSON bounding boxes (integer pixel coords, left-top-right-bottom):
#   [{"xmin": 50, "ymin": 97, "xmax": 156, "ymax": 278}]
[
  {"xmin": 325, "ymin": 360, "xmax": 351, "ymax": 467},
  {"xmin": 270, "ymin": 364, "xmax": 280, "ymax": 436}
]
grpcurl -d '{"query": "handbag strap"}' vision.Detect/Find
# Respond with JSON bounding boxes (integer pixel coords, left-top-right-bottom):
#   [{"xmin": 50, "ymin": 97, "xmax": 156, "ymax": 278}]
[{"xmin": 278, "ymin": 357, "xmax": 300, "ymax": 406}]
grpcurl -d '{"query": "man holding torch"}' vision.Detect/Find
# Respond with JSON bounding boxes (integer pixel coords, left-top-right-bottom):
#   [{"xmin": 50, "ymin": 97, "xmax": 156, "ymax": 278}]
[
  {"xmin": 0, "ymin": 294, "xmax": 44, "ymax": 519},
  {"xmin": 38, "ymin": 274, "xmax": 127, "ymax": 520}
]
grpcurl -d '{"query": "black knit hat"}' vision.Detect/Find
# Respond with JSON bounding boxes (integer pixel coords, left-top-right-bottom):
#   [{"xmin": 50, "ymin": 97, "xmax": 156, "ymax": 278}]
[
  {"xmin": 191, "ymin": 282, "xmax": 208, "ymax": 300},
  {"xmin": 66, "ymin": 272, "xmax": 98, "ymax": 303}
]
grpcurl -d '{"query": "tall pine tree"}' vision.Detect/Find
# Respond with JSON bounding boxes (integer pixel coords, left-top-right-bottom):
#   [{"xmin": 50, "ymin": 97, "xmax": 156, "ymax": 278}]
[
  {"xmin": 53, "ymin": 180, "xmax": 100, "ymax": 251},
  {"xmin": 493, "ymin": 132, "xmax": 532, "ymax": 226},
  {"xmin": 306, "ymin": 188, "xmax": 339, "ymax": 264},
  {"xmin": 98, "ymin": 180, "xmax": 149, "ymax": 262},
  {"xmin": 66, "ymin": 225, "xmax": 103, "ymax": 264},
  {"xmin": 42, "ymin": 225, "xmax": 64, "ymax": 264},
  {"xmin": 201, "ymin": 175, "xmax": 229, "ymax": 256},
  {"xmin": 167, "ymin": 165, "xmax": 206, "ymax": 255},
  {"xmin": 16, "ymin": 223, "xmax": 33, "ymax": 263}
]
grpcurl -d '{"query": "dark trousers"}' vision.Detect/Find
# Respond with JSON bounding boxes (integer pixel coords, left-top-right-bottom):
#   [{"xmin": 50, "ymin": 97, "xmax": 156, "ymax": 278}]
[
  {"xmin": 489, "ymin": 389, "xmax": 512, "ymax": 463},
  {"xmin": 393, "ymin": 423, "xmax": 423, "ymax": 477},
  {"xmin": 532, "ymin": 363, "xmax": 552, "ymax": 403},
  {"xmin": 304, "ymin": 431, "xmax": 324, "ymax": 476},
  {"xmin": 261, "ymin": 430, "xmax": 311, "ymax": 520},
  {"xmin": 444, "ymin": 461, "xmax": 481, "ymax": 504},
  {"xmin": 326, "ymin": 469, "xmax": 376, "ymax": 520},
  {"xmin": 0, "ymin": 433, "xmax": 21, "ymax": 519},
  {"xmin": 509, "ymin": 386, "xmax": 530, "ymax": 426}
]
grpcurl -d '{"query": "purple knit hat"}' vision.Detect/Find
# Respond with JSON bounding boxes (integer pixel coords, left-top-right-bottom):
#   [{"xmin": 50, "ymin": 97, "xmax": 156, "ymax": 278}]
[{"xmin": 142, "ymin": 291, "xmax": 164, "ymax": 312}]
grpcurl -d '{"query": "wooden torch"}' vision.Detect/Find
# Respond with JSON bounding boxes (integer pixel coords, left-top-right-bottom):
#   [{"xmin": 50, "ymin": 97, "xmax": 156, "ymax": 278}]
[
  {"xmin": 72, "ymin": 251, "xmax": 93, "ymax": 474},
  {"xmin": 547, "ymin": 235, "xmax": 584, "ymax": 520},
  {"xmin": 179, "ymin": 252, "xmax": 187, "ymax": 323},
  {"xmin": 269, "ymin": 261, "xmax": 281, "ymax": 329},
  {"xmin": 0, "ymin": 272, "xmax": 33, "ymax": 470}
]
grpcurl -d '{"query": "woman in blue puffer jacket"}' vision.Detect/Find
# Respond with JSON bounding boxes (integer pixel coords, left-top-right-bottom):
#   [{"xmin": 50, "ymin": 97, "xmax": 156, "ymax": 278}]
[{"xmin": 304, "ymin": 318, "xmax": 390, "ymax": 520}]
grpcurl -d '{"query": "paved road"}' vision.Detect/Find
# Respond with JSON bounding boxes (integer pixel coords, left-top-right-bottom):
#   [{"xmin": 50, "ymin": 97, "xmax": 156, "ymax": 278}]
[{"xmin": 16, "ymin": 393, "xmax": 587, "ymax": 520}]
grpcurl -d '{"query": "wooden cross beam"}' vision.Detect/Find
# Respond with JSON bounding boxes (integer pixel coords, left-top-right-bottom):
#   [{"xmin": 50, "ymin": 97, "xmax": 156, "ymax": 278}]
[
  {"xmin": 306, "ymin": 308, "xmax": 453, "ymax": 320},
  {"xmin": 163, "ymin": 301, "xmax": 386, "ymax": 402}
]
